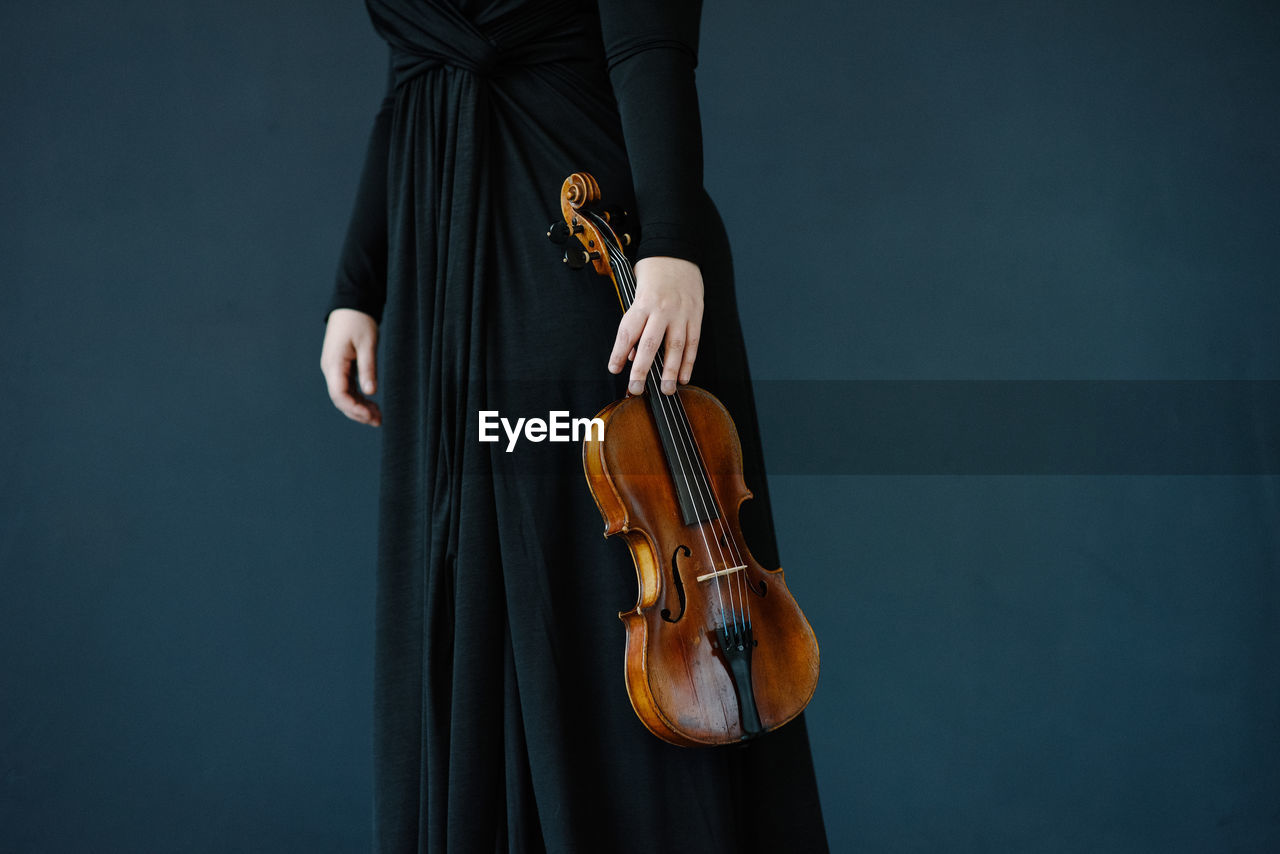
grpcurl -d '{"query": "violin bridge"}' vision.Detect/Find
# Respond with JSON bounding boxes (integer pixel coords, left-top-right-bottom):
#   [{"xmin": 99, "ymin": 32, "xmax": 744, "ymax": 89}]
[{"xmin": 696, "ymin": 564, "xmax": 746, "ymax": 583}]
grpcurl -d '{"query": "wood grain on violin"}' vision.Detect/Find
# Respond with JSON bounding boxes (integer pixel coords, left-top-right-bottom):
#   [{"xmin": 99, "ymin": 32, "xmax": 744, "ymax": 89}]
[{"xmin": 549, "ymin": 173, "xmax": 820, "ymax": 746}]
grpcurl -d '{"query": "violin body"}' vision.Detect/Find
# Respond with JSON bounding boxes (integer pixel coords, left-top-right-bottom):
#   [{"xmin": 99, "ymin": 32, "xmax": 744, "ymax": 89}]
[
  {"xmin": 551, "ymin": 172, "xmax": 820, "ymax": 746},
  {"xmin": 585, "ymin": 388, "xmax": 820, "ymax": 745}
]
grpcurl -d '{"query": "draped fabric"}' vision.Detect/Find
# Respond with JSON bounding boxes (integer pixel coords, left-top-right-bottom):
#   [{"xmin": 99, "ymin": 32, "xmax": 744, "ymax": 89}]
[{"xmin": 328, "ymin": 1, "xmax": 830, "ymax": 851}]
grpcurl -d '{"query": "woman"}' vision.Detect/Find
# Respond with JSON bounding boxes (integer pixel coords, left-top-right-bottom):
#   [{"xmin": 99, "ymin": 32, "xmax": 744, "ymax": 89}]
[{"xmin": 319, "ymin": 1, "xmax": 829, "ymax": 850}]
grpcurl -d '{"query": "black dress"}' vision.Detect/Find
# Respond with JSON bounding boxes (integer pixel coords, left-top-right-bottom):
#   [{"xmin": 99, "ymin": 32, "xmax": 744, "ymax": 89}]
[{"xmin": 326, "ymin": 1, "xmax": 829, "ymax": 851}]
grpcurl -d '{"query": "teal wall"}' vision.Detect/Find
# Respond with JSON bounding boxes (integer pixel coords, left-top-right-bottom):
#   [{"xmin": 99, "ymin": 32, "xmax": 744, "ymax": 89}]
[{"xmin": 2, "ymin": 1, "xmax": 1276, "ymax": 850}]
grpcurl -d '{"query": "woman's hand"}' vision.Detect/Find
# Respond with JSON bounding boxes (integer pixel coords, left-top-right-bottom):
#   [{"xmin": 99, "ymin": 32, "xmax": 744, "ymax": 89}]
[
  {"xmin": 320, "ymin": 308, "xmax": 382, "ymax": 427},
  {"xmin": 608, "ymin": 256, "xmax": 704, "ymax": 396}
]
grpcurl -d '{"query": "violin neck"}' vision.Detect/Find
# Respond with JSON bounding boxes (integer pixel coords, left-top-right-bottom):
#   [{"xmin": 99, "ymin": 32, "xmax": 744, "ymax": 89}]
[
  {"xmin": 611, "ymin": 249, "xmax": 636, "ymax": 314},
  {"xmin": 601, "ymin": 240, "xmax": 719, "ymax": 528}
]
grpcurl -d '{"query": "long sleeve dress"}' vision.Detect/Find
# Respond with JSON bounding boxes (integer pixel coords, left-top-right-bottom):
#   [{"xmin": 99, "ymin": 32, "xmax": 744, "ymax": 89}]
[{"xmin": 325, "ymin": 1, "xmax": 830, "ymax": 851}]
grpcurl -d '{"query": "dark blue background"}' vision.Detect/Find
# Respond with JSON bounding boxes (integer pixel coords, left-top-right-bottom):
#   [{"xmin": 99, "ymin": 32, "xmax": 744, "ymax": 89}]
[{"xmin": 2, "ymin": 1, "xmax": 1277, "ymax": 851}]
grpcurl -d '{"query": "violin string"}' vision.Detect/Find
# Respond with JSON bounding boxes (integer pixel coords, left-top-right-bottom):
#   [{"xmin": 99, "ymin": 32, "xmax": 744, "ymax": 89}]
[
  {"xmin": 588, "ymin": 214, "xmax": 747, "ymax": 630},
  {"xmin": 642, "ymin": 322, "xmax": 752, "ymax": 633},
  {"xmin": 647, "ymin": 323, "xmax": 753, "ymax": 632},
  {"xmin": 603, "ymin": 236, "xmax": 739, "ymax": 634},
  {"xmin": 670, "ymin": 395, "xmax": 753, "ymax": 629},
  {"xmin": 588, "ymin": 220, "xmax": 738, "ymax": 629},
  {"xmin": 598, "ymin": 226, "xmax": 753, "ymax": 631},
  {"xmin": 646, "ymin": 343, "xmax": 753, "ymax": 629},
  {"xmin": 596, "ymin": 224, "xmax": 745, "ymax": 634},
  {"xmin": 640, "ymin": 308, "xmax": 747, "ymax": 635}
]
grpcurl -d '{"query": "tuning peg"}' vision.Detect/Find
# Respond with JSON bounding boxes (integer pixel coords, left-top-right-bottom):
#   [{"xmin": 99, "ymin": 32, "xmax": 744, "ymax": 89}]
[
  {"xmin": 547, "ymin": 221, "xmax": 570, "ymax": 245},
  {"xmin": 563, "ymin": 248, "xmax": 601, "ymax": 270},
  {"xmin": 601, "ymin": 206, "xmax": 628, "ymax": 223}
]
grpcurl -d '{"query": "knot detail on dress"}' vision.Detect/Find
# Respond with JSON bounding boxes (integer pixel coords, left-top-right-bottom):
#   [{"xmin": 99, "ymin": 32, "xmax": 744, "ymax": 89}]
[
  {"xmin": 467, "ymin": 44, "xmax": 503, "ymax": 78},
  {"xmin": 388, "ymin": 43, "xmax": 512, "ymax": 86},
  {"xmin": 371, "ymin": 0, "xmax": 597, "ymax": 89}
]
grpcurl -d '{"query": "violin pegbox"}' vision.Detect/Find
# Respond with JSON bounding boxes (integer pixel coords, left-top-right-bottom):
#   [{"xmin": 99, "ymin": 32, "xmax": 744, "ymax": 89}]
[{"xmin": 546, "ymin": 172, "xmax": 630, "ymax": 278}]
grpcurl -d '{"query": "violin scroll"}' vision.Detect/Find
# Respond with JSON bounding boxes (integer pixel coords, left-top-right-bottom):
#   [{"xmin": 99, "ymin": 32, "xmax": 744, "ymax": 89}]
[{"xmin": 550, "ymin": 173, "xmax": 637, "ymax": 288}]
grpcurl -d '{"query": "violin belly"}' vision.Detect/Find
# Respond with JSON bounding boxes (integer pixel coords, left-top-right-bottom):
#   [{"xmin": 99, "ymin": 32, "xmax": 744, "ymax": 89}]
[{"xmin": 584, "ymin": 389, "xmax": 820, "ymax": 747}]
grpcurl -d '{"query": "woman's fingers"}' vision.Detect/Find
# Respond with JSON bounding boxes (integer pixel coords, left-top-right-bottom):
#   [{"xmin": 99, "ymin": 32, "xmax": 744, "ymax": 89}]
[
  {"xmin": 628, "ymin": 315, "xmax": 667, "ymax": 395},
  {"xmin": 608, "ymin": 311, "xmax": 644, "ymax": 376},
  {"xmin": 323, "ymin": 351, "xmax": 364, "ymax": 421},
  {"xmin": 347, "ymin": 369, "xmax": 383, "ymax": 424},
  {"xmin": 321, "ymin": 308, "xmax": 382, "ymax": 427},
  {"xmin": 658, "ymin": 321, "xmax": 686, "ymax": 395},
  {"xmin": 678, "ymin": 323, "xmax": 700, "ymax": 385},
  {"xmin": 679, "ymin": 305, "xmax": 701, "ymax": 385},
  {"xmin": 619, "ymin": 312, "xmax": 691, "ymax": 396},
  {"xmin": 608, "ymin": 256, "xmax": 704, "ymax": 395},
  {"xmin": 323, "ymin": 352, "xmax": 380, "ymax": 425},
  {"xmin": 356, "ymin": 335, "xmax": 378, "ymax": 396}
]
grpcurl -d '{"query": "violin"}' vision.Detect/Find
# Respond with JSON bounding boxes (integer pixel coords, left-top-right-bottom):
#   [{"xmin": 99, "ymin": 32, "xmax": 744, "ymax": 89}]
[{"xmin": 547, "ymin": 173, "xmax": 820, "ymax": 746}]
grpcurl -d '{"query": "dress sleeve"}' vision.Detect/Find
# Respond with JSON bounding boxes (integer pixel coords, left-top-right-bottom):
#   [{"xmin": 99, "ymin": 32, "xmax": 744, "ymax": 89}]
[
  {"xmin": 597, "ymin": 0, "xmax": 706, "ymax": 266},
  {"xmin": 324, "ymin": 53, "xmax": 396, "ymax": 325}
]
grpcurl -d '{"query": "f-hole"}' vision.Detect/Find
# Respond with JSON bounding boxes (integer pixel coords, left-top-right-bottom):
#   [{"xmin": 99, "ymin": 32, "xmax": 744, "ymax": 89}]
[{"xmin": 661, "ymin": 545, "xmax": 691, "ymax": 623}]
